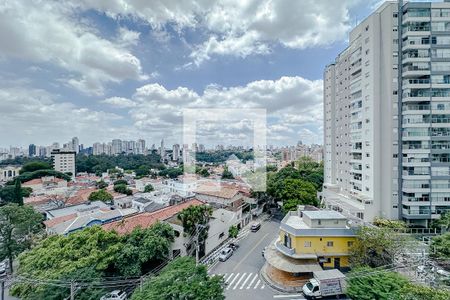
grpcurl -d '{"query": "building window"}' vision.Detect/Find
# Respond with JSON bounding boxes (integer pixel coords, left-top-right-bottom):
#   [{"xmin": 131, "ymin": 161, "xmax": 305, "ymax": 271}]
[
  {"xmin": 318, "ymin": 220, "xmax": 322, "ymax": 225},
  {"xmin": 284, "ymin": 233, "xmax": 292, "ymax": 249},
  {"xmin": 304, "ymin": 241, "xmax": 312, "ymax": 247},
  {"xmin": 327, "ymin": 241, "xmax": 334, "ymax": 247}
]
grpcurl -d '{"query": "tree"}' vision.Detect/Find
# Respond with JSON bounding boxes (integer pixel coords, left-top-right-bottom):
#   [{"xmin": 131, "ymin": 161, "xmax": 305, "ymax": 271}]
[
  {"xmin": 14, "ymin": 179, "xmax": 24, "ymax": 206},
  {"xmin": 0, "ymin": 186, "xmax": 32, "ymax": 204},
  {"xmin": 430, "ymin": 232, "xmax": 450, "ymax": 260},
  {"xmin": 373, "ymin": 217, "xmax": 407, "ymax": 229},
  {"xmin": 113, "ymin": 179, "xmax": 128, "ymax": 186},
  {"xmin": 228, "ymin": 225, "xmax": 239, "ymax": 238},
  {"xmin": 96, "ymin": 180, "xmax": 108, "ymax": 189},
  {"xmin": 135, "ymin": 165, "xmax": 150, "ymax": 177},
  {"xmin": 130, "ymin": 257, "xmax": 225, "ymax": 300},
  {"xmin": 398, "ymin": 283, "xmax": 450, "ymax": 300},
  {"xmin": 221, "ymin": 166, "xmax": 234, "ymax": 179},
  {"xmin": 178, "ymin": 205, "xmax": 213, "ymax": 257},
  {"xmin": 350, "ymin": 226, "xmax": 409, "ymax": 268},
  {"xmin": 114, "ymin": 184, "xmax": 132, "ymax": 195},
  {"xmin": 88, "ymin": 189, "xmax": 113, "ymax": 202},
  {"xmin": 431, "ymin": 211, "xmax": 450, "ymax": 231},
  {"xmin": 276, "ymin": 179, "xmax": 318, "ymax": 212},
  {"xmin": 346, "ymin": 267, "xmax": 409, "ymax": 300},
  {"xmin": 144, "ymin": 184, "xmax": 154, "ymax": 193},
  {"xmin": 0, "ymin": 204, "xmax": 44, "ymax": 273},
  {"xmin": 11, "ymin": 226, "xmax": 122, "ymax": 300},
  {"xmin": 115, "ymin": 223, "xmax": 174, "ymax": 277},
  {"xmin": 20, "ymin": 161, "xmax": 52, "ymax": 174}
]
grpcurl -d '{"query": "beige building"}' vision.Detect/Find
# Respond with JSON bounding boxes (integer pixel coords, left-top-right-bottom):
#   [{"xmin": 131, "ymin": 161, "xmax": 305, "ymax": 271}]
[{"xmin": 51, "ymin": 149, "xmax": 76, "ymax": 176}]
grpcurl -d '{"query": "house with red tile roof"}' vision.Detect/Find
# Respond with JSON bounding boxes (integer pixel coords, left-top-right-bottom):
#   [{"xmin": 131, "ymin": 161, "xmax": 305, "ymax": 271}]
[{"xmin": 103, "ymin": 198, "xmax": 204, "ymax": 235}]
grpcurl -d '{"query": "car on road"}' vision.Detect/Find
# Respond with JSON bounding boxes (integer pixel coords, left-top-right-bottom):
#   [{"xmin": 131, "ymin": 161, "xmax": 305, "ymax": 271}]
[
  {"xmin": 219, "ymin": 247, "xmax": 233, "ymax": 262},
  {"xmin": 229, "ymin": 242, "xmax": 239, "ymax": 251},
  {"xmin": 100, "ymin": 290, "xmax": 127, "ymax": 300},
  {"xmin": 262, "ymin": 246, "xmax": 266, "ymax": 257},
  {"xmin": 250, "ymin": 222, "xmax": 261, "ymax": 232}
]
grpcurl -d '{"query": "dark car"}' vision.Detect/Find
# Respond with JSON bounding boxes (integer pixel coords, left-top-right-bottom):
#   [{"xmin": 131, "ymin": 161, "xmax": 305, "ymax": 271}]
[
  {"xmin": 229, "ymin": 242, "xmax": 239, "ymax": 251},
  {"xmin": 250, "ymin": 222, "xmax": 261, "ymax": 232}
]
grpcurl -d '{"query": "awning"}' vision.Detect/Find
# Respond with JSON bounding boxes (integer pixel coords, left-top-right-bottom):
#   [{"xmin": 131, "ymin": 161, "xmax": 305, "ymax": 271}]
[{"xmin": 265, "ymin": 242, "xmax": 322, "ymax": 273}]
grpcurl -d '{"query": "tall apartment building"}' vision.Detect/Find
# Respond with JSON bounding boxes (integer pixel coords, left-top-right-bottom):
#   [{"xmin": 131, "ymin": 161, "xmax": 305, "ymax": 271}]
[
  {"xmin": 51, "ymin": 149, "xmax": 76, "ymax": 176},
  {"xmin": 323, "ymin": 0, "xmax": 450, "ymax": 227}
]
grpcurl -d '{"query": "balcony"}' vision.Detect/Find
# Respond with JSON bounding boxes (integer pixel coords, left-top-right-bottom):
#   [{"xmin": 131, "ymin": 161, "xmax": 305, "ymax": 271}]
[{"xmin": 274, "ymin": 240, "xmax": 317, "ymax": 259}]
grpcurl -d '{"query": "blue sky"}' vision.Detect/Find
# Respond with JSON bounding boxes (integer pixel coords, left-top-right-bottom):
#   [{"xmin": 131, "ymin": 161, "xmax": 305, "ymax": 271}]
[{"xmin": 0, "ymin": 0, "xmax": 382, "ymax": 148}]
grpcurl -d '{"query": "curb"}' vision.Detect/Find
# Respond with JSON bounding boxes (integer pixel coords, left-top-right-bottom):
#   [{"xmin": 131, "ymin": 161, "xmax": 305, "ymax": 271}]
[{"xmin": 259, "ymin": 262, "xmax": 303, "ymax": 294}]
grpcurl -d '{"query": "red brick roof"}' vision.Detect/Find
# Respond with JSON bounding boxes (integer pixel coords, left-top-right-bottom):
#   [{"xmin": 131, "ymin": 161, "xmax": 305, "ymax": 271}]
[
  {"xmin": 103, "ymin": 198, "xmax": 204, "ymax": 235},
  {"xmin": 44, "ymin": 213, "xmax": 77, "ymax": 228}
]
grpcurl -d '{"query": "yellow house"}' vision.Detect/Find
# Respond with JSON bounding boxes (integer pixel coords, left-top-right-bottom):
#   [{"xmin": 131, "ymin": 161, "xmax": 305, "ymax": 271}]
[{"xmin": 263, "ymin": 208, "xmax": 356, "ymax": 289}]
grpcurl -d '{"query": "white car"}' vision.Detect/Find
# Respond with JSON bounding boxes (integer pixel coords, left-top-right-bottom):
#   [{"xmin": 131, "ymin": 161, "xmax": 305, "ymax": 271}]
[
  {"xmin": 219, "ymin": 247, "xmax": 233, "ymax": 262},
  {"xmin": 100, "ymin": 290, "xmax": 127, "ymax": 300}
]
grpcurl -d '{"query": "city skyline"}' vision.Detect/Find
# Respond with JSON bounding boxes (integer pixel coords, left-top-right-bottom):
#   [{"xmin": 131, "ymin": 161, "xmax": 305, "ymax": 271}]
[{"xmin": 0, "ymin": 0, "xmax": 386, "ymax": 147}]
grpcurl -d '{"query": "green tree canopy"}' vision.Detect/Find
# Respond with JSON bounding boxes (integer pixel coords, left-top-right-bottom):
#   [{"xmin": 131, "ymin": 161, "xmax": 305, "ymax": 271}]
[
  {"xmin": 159, "ymin": 167, "xmax": 183, "ymax": 179},
  {"xmin": 113, "ymin": 179, "xmax": 128, "ymax": 186},
  {"xmin": 14, "ymin": 179, "xmax": 24, "ymax": 205},
  {"xmin": 96, "ymin": 180, "xmax": 108, "ymax": 189},
  {"xmin": 11, "ymin": 224, "xmax": 175, "ymax": 300},
  {"xmin": 115, "ymin": 222, "xmax": 174, "ymax": 277},
  {"xmin": 9, "ymin": 169, "xmax": 71, "ymax": 184},
  {"xmin": 398, "ymin": 283, "xmax": 450, "ymax": 300},
  {"xmin": 144, "ymin": 184, "xmax": 154, "ymax": 193},
  {"xmin": 114, "ymin": 184, "xmax": 132, "ymax": 195},
  {"xmin": 221, "ymin": 166, "xmax": 234, "ymax": 179},
  {"xmin": 0, "ymin": 204, "xmax": 44, "ymax": 273},
  {"xmin": 130, "ymin": 257, "xmax": 225, "ymax": 300},
  {"xmin": 431, "ymin": 211, "xmax": 450, "ymax": 231},
  {"xmin": 346, "ymin": 267, "xmax": 409, "ymax": 300},
  {"xmin": 0, "ymin": 185, "xmax": 32, "ymax": 204},
  {"xmin": 20, "ymin": 161, "xmax": 52, "ymax": 174},
  {"xmin": 430, "ymin": 232, "xmax": 450, "ymax": 260},
  {"xmin": 88, "ymin": 189, "xmax": 113, "ymax": 202},
  {"xmin": 350, "ymin": 226, "xmax": 409, "ymax": 268},
  {"xmin": 228, "ymin": 225, "xmax": 239, "ymax": 238}
]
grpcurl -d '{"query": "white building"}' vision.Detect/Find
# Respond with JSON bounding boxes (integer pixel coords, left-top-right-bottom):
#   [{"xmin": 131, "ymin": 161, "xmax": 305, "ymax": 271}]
[
  {"xmin": 0, "ymin": 166, "xmax": 20, "ymax": 182},
  {"xmin": 51, "ymin": 149, "xmax": 76, "ymax": 176},
  {"xmin": 323, "ymin": 0, "xmax": 450, "ymax": 227}
]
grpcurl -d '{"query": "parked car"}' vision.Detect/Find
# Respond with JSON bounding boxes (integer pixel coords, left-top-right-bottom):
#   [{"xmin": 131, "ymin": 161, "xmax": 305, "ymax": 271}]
[
  {"xmin": 219, "ymin": 247, "xmax": 233, "ymax": 262},
  {"xmin": 250, "ymin": 222, "xmax": 261, "ymax": 232},
  {"xmin": 100, "ymin": 290, "xmax": 127, "ymax": 300},
  {"xmin": 229, "ymin": 242, "xmax": 239, "ymax": 251}
]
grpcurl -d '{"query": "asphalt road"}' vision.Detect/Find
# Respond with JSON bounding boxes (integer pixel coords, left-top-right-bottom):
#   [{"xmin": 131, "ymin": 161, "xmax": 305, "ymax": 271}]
[{"xmin": 209, "ymin": 217, "xmax": 308, "ymax": 300}]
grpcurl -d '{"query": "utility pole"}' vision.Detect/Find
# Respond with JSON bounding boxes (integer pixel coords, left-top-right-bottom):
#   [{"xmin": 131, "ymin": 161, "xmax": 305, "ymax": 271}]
[
  {"xmin": 195, "ymin": 224, "xmax": 205, "ymax": 265},
  {"xmin": 1, "ymin": 280, "xmax": 4, "ymax": 300},
  {"xmin": 70, "ymin": 281, "xmax": 75, "ymax": 300}
]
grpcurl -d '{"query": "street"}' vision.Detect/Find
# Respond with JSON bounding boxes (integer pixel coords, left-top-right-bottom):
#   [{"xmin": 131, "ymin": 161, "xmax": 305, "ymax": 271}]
[{"xmin": 209, "ymin": 217, "xmax": 308, "ymax": 300}]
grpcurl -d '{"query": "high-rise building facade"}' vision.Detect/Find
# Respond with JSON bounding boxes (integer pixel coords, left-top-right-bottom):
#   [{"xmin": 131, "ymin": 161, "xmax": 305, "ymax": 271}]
[
  {"xmin": 51, "ymin": 149, "xmax": 76, "ymax": 176},
  {"xmin": 323, "ymin": 0, "xmax": 450, "ymax": 227},
  {"xmin": 28, "ymin": 144, "xmax": 36, "ymax": 157}
]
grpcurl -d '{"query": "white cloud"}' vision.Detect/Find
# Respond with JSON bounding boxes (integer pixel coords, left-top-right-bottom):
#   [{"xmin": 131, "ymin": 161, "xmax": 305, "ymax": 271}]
[
  {"xmin": 125, "ymin": 76, "xmax": 323, "ymax": 145},
  {"xmin": 0, "ymin": 1, "xmax": 147, "ymax": 95},
  {"xmin": 102, "ymin": 97, "xmax": 137, "ymax": 108},
  {"xmin": 72, "ymin": 0, "xmax": 368, "ymax": 65},
  {"xmin": 0, "ymin": 87, "xmax": 124, "ymax": 145}
]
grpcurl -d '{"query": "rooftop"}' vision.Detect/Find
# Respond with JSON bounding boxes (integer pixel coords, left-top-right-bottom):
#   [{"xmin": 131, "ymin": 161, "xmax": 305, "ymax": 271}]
[
  {"xmin": 302, "ymin": 210, "xmax": 347, "ymax": 220},
  {"xmin": 103, "ymin": 198, "xmax": 204, "ymax": 235}
]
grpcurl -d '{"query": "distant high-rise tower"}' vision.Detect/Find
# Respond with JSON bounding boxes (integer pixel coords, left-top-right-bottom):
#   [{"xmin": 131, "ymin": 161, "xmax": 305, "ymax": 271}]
[
  {"xmin": 71, "ymin": 137, "xmax": 79, "ymax": 154},
  {"xmin": 172, "ymin": 144, "xmax": 180, "ymax": 161},
  {"xmin": 28, "ymin": 144, "xmax": 36, "ymax": 157},
  {"xmin": 160, "ymin": 139, "xmax": 165, "ymax": 161}
]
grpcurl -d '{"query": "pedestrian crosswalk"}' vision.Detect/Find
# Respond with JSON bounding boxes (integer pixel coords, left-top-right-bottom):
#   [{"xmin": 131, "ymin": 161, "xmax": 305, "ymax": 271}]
[{"xmin": 212, "ymin": 272, "xmax": 266, "ymax": 290}]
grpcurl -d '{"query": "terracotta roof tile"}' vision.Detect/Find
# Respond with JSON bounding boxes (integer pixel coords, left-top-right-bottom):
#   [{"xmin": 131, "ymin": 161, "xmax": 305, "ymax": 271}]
[{"xmin": 103, "ymin": 198, "xmax": 204, "ymax": 235}]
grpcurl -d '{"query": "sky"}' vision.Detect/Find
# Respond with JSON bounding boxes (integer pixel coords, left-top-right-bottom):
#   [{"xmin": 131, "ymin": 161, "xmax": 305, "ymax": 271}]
[{"xmin": 0, "ymin": 0, "xmax": 385, "ymax": 148}]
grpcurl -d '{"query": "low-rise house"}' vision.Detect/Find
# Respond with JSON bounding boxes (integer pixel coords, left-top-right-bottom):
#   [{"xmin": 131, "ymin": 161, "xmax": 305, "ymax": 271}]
[
  {"xmin": 44, "ymin": 201, "xmax": 137, "ymax": 235},
  {"xmin": 263, "ymin": 207, "xmax": 357, "ymax": 289},
  {"xmin": 163, "ymin": 177, "xmax": 197, "ymax": 197},
  {"xmin": 103, "ymin": 199, "xmax": 204, "ymax": 257},
  {"xmin": 23, "ymin": 176, "xmax": 68, "ymax": 194}
]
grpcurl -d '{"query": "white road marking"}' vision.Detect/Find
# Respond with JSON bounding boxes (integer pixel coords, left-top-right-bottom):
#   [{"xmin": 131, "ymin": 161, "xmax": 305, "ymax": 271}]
[
  {"xmin": 246, "ymin": 273, "xmax": 258, "ymax": 289},
  {"xmin": 225, "ymin": 273, "xmax": 234, "ymax": 283},
  {"xmin": 261, "ymin": 284, "xmax": 265, "ymax": 289},
  {"xmin": 254, "ymin": 279, "xmax": 261, "ymax": 289},
  {"xmin": 239, "ymin": 273, "xmax": 253, "ymax": 289},
  {"xmin": 273, "ymin": 294, "xmax": 305, "ymax": 298},
  {"xmin": 226, "ymin": 273, "xmax": 240, "ymax": 290},
  {"xmin": 233, "ymin": 272, "xmax": 247, "ymax": 290}
]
